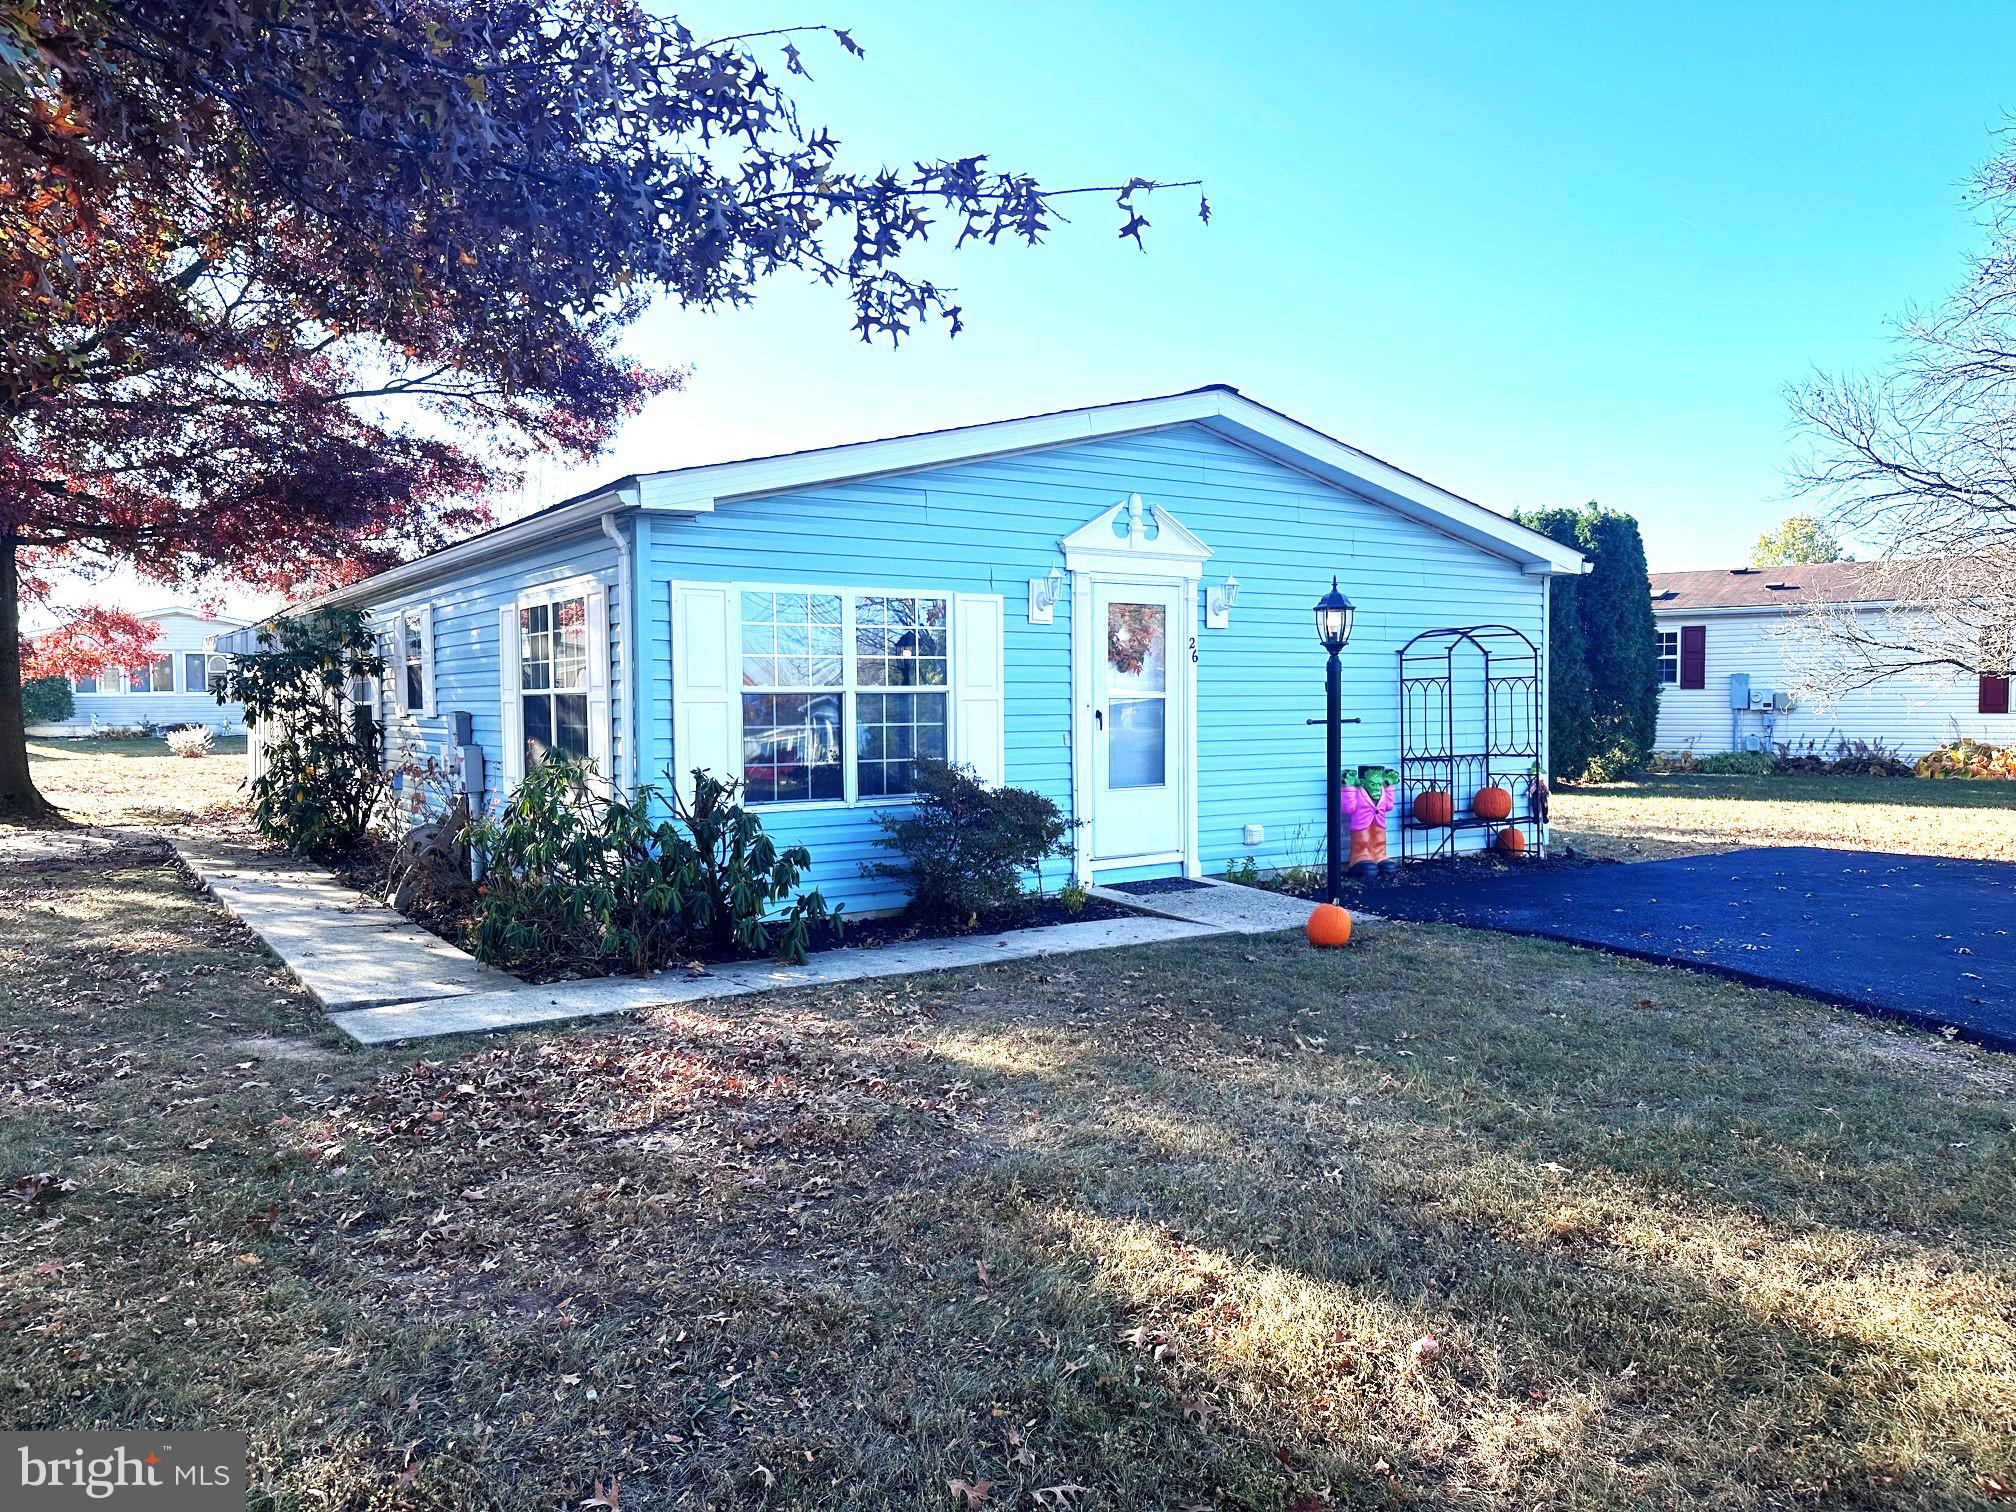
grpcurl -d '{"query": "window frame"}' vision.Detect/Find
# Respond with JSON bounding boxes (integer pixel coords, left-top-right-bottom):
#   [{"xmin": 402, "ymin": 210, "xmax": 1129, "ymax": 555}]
[
  {"xmin": 184, "ymin": 651, "xmax": 229, "ymax": 698},
  {"xmin": 733, "ymin": 582, "xmax": 955, "ymax": 812},
  {"xmin": 401, "ymin": 608, "xmax": 426, "ymax": 714},
  {"xmin": 513, "ymin": 577, "xmax": 601, "ymax": 774},
  {"xmin": 1656, "ymin": 628, "xmax": 1679, "ymax": 686},
  {"xmin": 126, "ymin": 654, "xmax": 178, "ymax": 694}
]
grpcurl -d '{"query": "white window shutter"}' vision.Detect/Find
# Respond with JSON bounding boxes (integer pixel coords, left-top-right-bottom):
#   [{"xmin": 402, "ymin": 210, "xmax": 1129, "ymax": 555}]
[
  {"xmin": 499, "ymin": 603, "xmax": 523, "ymax": 790},
  {"xmin": 670, "ymin": 581, "xmax": 735, "ymax": 806},
  {"xmin": 418, "ymin": 603, "xmax": 437, "ymax": 714},
  {"xmin": 586, "ymin": 584, "xmax": 613, "ymax": 783},
  {"xmin": 953, "ymin": 593, "xmax": 1007, "ymax": 786},
  {"xmin": 374, "ymin": 617, "xmax": 397, "ymax": 712}
]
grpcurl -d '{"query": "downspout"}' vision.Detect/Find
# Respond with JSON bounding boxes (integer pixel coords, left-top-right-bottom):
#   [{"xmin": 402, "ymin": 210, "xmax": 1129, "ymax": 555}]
[{"xmin": 600, "ymin": 510, "xmax": 637, "ymax": 794}]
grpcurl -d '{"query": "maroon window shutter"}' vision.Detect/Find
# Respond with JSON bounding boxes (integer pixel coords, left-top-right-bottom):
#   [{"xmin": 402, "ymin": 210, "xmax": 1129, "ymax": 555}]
[
  {"xmin": 1982, "ymin": 674, "xmax": 2011, "ymax": 715},
  {"xmin": 1679, "ymin": 625, "xmax": 1707, "ymax": 690}
]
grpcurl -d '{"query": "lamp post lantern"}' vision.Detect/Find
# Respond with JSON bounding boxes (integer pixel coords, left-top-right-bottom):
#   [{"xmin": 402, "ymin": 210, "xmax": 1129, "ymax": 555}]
[{"xmin": 1313, "ymin": 578, "xmax": 1356, "ymax": 903}]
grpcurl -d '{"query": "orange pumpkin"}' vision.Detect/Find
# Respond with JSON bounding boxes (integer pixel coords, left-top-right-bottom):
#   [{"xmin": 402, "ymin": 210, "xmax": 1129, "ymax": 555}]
[
  {"xmin": 1305, "ymin": 903, "xmax": 1354, "ymax": 948},
  {"xmin": 1495, "ymin": 826, "xmax": 1527, "ymax": 855},
  {"xmin": 1472, "ymin": 785, "xmax": 1513, "ymax": 821},
  {"xmin": 1412, "ymin": 790, "xmax": 1454, "ymax": 827}
]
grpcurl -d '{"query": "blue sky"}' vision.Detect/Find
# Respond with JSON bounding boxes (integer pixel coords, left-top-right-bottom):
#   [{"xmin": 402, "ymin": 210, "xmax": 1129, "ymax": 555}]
[
  {"xmin": 546, "ymin": 0, "xmax": 2016, "ymax": 572},
  {"xmin": 40, "ymin": 1, "xmax": 2015, "ymax": 627}
]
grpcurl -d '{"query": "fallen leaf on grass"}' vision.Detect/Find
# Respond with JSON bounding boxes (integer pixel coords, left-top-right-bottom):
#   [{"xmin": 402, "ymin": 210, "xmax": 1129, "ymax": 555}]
[
  {"xmin": 948, "ymin": 1477, "xmax": 993, "ymax": 1506},
  {"xmin": 580, "ymin": 1475, "xmax": 621, "ymax": 1509}
]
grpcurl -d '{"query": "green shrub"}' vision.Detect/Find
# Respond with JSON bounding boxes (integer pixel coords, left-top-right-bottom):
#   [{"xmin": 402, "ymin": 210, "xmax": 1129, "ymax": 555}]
[
  {"xmin": 869, "ymin": 758, "xmax": 1077, "ymax": 928},
  {"xmin": 466, "ymin": 761, "xmax": 838, "ymax": 974},
  {"xmin": 1579, "ymin": 739, "xmax": 1645, "ymax": 783},
  {"xmin": 1694, "ymin": 750, "xmax": 1777, "ymax": 776},
  {"xmin": 1223, "ymin": 855, "xmax": 1264, "ymax": 887},
  {"xmin": 1515, "ymin": 503, "xmax": 1658, "ymax": 780},
  {"xmin": 21, "ymin": 675, "xmax": 73, "ymax": 725},
  {"xmin": 216, "ymin": 609, "xmax": 385, "ymax": 855}
]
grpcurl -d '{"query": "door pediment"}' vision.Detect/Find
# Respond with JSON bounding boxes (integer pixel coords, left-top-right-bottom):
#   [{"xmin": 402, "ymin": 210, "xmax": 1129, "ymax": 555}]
[{"xmin": 1060, "ymin": 493, "xmax": 1212, "ymax": 581}]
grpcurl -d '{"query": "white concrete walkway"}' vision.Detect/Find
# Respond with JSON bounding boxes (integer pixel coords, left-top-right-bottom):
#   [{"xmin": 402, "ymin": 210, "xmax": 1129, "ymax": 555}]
[
  {"xmin": 174, "ymin": 835, "xmax": 512, "ymax": 1009},
  {"xmin": 329, "ymin": 913, "xmax": 1220, "ymax": 1044},
  {"xmin": 1090, "ymin": 875, "xmax": 1324, "ymax": 933},
  {"xmin": 177, "ymin": 832, "xmax": 1313, "ymax": 1045}
]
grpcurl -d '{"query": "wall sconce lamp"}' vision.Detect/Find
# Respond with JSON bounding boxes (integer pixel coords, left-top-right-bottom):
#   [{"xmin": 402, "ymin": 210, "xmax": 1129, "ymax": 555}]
[
  {"xmin": 1205, "ymin": 574, "xmax": 1240, "ymax": 629},
  {"xmin": 1028, "ymin": 565, "xmax": 1066, "ymax": 625}
]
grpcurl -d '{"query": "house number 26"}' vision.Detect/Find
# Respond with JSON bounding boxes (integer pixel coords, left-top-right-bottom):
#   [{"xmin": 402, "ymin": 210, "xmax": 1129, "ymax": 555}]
[{"xmin": 1189, "ymin": 636, "xmax": 1198, "ymax": 664}]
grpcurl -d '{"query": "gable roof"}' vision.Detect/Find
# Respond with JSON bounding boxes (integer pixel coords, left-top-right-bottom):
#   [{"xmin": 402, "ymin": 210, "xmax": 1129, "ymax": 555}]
[
  {"xmin": 131, "ymin": 603, "xmax": 251, "ymax": 627},
  {"xmin": 1649, "ymin": 560, "xmax": 1929, "ymax": 612},
  {"xmin": 298, "ymin": 385, "xmax": 1586, "ymax": 613}
]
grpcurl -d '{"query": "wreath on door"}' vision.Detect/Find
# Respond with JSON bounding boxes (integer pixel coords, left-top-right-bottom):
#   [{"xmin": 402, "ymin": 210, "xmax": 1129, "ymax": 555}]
[{"xmin": 1106, "ymin": 602, "xmax": 1164, "ymax": 679}]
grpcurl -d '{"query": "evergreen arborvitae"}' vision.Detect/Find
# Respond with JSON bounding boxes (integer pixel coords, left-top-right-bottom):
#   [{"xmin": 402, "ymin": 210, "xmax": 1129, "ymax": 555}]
[
  {"xmin": 1574, "ymin": 507, "xmax": 1660, "ymax": 770},
  {"xmin": 1513, "ymin": 506, "xmax": 1596, "ymax": 780},
  {"xmin": 1515, "ymin": 502, "xmax": 1658, "ymax": 780}
]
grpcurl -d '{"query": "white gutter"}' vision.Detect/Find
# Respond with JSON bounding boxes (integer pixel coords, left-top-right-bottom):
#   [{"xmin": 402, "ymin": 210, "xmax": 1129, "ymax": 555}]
[{"xmin": 599, "ymin": 510, "xmax": 637, "ymax": 794}]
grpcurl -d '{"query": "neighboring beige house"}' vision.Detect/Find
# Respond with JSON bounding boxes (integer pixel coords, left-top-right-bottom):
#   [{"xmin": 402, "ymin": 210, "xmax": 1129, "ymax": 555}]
[
  {"xmin": 1650, "ymin": 562, "xmax": 2011, "ymax": 758},
  {"xmin": 29, "ymin": 605, "xmax": 249, "ymax": 736}
]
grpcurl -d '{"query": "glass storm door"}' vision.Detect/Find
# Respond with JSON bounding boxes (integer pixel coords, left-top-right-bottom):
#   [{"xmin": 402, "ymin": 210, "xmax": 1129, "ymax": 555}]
[{"xmin": 1090, "ymin": 580, "xmax": 1183, "ymax": 862}]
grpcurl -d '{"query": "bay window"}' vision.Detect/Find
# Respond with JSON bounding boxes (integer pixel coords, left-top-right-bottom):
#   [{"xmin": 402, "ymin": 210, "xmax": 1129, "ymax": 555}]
[{"xmin": 737, "ymin": 588, "xmax": 950, "ymax": 804}]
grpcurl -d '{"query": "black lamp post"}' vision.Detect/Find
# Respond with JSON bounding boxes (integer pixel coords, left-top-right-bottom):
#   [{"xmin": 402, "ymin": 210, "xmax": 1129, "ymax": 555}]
[{"xmin": 1313, "ymin": 578, "xmax": 1357, "ymax": 903}]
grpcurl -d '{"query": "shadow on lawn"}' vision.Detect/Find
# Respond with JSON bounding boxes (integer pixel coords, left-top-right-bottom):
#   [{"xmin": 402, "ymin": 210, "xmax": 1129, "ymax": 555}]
[{"xmin": 6, "ymin": 854, "xmax": 2012, "ymax": 1510}]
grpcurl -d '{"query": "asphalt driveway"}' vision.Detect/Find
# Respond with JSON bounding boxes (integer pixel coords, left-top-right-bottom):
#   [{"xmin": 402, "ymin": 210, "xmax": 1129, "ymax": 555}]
[{"xmin": 1367, "ymin": 846, "xmax": 2016, "ymax": 1050}]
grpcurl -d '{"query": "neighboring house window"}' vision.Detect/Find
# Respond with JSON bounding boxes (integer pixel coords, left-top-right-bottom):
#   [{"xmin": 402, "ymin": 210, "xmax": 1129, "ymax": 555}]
[
  {"xmin": 129, "ymin": 654, "xmax": 176, "ymax": 693},
  {"xmin": 1656, "ymin": 629, "xmax": 1678, "ymax": 685},
  {"xmin": 519, "ymin": 593, "xmax": 591, "ymax": 765},
  {"xmin": 184, "ymin": 653, "xmax": 228, "ymax": 696},
  {"xmin": 72, "ymin": 672, "xmax": 98, "ymax": 694},
  {"xmin": 1678, "ymin": 625, "xmax": 1707, "ymax": 690},
  {"xmin": 737, "ymin": 588, "xmax": 948, "ymax": 804},
  {"xmin": 1982, "ymin": 625, "xmax": 2013, "ymax": 716}
]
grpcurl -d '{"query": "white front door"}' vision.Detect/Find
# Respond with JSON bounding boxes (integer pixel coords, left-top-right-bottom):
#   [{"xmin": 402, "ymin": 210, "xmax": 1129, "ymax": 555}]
[{"xmin": 1089, "ymin": 579, "xmax": 1185, "ymax": 863}]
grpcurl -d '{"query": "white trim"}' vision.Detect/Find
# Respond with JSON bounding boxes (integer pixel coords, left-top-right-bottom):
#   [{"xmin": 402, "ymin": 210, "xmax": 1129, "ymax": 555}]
[
  {"xmin": 710, "ymin": 580, "xmax": 959, "ymax": 813},
  {"xmin": 952, "ymin": 593, "xmax": 1007, "ymax": 787},
  {"xmin": 505, "ymin": 572, "xmax": 610, "ymax": 786},
  {"xmin": 1070, "ymin": 567, "xmax": 1201, "ymax": 883},
  {"xmin": 600, "ymin": 511, "xmax": 637, "ymax": 793},
  {"xmin": 417, "ymin": 602, "xmax": 436, "ymax": 715},
  {"xmin": 1060, "ymin": 493, "xmax": 1213, "ymax": 581},
  {"xmin": 628, "ymin": 390, "xmax": 1582, "ymax": 574},
  {"xmin": 281, "ymin": 390, "xmax": 1586, "ymax": 618},
  {"xmin": 499, "ymin": 604, "xmax": 522, "ymax": 790}
]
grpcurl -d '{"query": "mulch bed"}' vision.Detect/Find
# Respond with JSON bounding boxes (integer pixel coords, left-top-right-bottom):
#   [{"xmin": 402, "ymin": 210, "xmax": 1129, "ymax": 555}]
[
  {"xmin": 1269, "ymin": 845, "xmax": 1617, "ymax": 902},
  {"xmin": 315, "ymin": 832, "xmax": 1139, "ymax": 979}
]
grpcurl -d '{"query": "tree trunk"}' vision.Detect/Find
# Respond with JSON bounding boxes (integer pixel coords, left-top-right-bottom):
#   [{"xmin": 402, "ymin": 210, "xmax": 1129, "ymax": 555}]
[{"xmin": 0, "ymin": 536, "xmax": 54, "ymax": 821}]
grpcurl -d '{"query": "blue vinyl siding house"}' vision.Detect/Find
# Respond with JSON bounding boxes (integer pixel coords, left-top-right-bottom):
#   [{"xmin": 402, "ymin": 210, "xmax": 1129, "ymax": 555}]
[{"xmin": 232, "ymin": 388, "xmax": 1585, "ymax": 913}]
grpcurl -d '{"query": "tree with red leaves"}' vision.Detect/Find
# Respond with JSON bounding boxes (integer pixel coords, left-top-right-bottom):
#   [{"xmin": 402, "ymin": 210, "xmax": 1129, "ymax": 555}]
[
  {"xmin": 19, "ymin": 606, "xmax": 160, "ymax": 682},
  {"xmin": 0, "ymin": 2, "xmax": 1198, "ymax": 817}
]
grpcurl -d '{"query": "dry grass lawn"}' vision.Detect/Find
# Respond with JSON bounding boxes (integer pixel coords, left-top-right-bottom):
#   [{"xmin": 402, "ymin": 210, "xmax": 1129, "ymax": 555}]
[
  {"xmin": 23, "ymin": 735, "xmax": 248, "ymax": 827},
  {"xmin": 4, "ymin": 742, "xmax": 2014, "ymax": 1509},
  {"xmin": 1553, "ymin": 771, "xmax": 2016, "ymax": 862}
]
